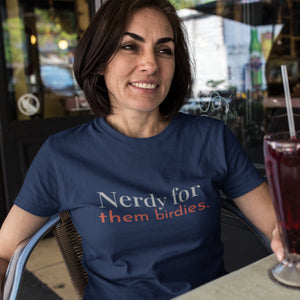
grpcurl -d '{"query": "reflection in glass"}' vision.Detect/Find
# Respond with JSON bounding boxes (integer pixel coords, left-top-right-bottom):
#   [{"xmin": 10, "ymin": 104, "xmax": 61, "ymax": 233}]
[
  {"xmin": 1, "ymin": 0, "xmax": 300, "ymax": 166},
  {"xmin": 1, "ymin": 0, "xmax": 91, "ymax": 120},
  {"xmin": 176, "ymin": 0, "xmax": 300, "ymax": 165},
  {"xmin": 41, "ymin": 65, "xmax": 75, "ymax": 90}
]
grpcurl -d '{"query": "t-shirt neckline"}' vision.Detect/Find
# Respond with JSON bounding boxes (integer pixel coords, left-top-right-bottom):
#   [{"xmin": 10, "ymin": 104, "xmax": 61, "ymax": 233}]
[{"xmin": 96, "ymin": 113, "xmax": 182, "ymax": 146}]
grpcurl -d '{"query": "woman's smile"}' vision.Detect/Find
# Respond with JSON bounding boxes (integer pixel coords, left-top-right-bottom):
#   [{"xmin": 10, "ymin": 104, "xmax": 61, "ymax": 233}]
[{"xmin": 130, "ymin": 82, "xmax": 158, "ymax": 90}]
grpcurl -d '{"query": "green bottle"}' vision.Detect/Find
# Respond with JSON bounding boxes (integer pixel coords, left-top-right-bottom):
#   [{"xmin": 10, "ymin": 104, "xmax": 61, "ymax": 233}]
[{"xmin": 249, "ymin": 28, "xmax": 263, "ymax": 90}]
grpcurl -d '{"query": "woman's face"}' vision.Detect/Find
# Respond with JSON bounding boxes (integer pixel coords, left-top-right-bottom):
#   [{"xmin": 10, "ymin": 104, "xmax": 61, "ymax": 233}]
[{"xmin": 103, "ymin": 7, "xmax": 175, "ymax": 117}]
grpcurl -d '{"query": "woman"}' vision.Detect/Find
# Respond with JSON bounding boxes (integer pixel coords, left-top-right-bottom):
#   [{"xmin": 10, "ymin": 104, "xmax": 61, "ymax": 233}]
[{"xmin": 0, "ymin": 0, "xmax": 283, "ymax": 299}]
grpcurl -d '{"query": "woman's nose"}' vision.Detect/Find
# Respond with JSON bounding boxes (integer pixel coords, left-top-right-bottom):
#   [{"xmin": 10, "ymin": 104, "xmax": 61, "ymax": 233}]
[{"xmin": 138, "ymin": 51, "xmax": 158, "ymax": 74}]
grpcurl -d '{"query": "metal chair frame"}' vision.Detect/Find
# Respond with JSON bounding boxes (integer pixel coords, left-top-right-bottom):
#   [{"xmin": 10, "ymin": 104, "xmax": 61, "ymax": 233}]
[{"xmin": 3, "ymin": 211, "xmax": 88, "ymax": 300}]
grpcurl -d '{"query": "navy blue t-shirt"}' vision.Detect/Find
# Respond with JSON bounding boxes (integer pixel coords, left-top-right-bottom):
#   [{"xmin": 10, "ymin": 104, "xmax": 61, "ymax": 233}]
[{"xmin": 15, "ymin": 113, "xmax": 264, "ymax": 299}]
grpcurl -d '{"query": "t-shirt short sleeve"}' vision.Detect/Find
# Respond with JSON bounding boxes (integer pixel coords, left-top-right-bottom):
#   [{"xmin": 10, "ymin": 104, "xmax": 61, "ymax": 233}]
[
  {"xmin": 220, "ymin": 124, "xmax": 264, "ymax": 199},
  {"xmin": 14, "ymin": 138, "xmax": 61, "ymax": 216}
]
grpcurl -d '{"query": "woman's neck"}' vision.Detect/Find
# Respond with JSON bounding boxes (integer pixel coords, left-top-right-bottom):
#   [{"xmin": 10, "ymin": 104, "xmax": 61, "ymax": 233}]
[{"xmin": 105, "ymin": 110, "xmax": 170, "ymax": 138}]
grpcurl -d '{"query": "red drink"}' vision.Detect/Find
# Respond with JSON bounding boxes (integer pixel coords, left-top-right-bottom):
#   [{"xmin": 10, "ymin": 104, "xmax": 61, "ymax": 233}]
[{"xmin": 264, "ymin": 133, "xmax": 300, "ymax": 255}]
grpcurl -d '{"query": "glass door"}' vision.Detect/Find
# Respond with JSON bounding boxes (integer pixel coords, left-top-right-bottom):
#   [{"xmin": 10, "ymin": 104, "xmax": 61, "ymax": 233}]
[
  {"xmin": 0, "ymin": 0, "xmax": 94, "ymax": 221},
  {"xmin": 172, "ymin": 0, "xmax": 300, "ymax": 167},
  {"xmin": 2, "ymin": 0, "xmax": 92, "ymax": 120}
]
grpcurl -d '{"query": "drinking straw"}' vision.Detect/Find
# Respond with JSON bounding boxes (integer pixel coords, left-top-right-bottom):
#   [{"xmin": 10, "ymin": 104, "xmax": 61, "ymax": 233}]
[{"xmin": 281, "ymin": 65, "xmax": 296, "ymax": 139}]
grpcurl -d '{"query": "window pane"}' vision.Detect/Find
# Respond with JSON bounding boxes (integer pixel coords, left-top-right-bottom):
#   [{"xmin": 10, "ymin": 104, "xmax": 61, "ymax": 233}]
[
  {"xmin": 1, "ymin": 0, "xmax": 91, "ymax": 120},
  {"xmin": 176, "ymin": 0, "xmax": 300, "ymax": 166}
]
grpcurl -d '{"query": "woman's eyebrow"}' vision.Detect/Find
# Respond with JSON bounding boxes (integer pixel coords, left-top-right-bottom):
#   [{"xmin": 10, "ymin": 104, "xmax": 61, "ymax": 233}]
[{"xmin": 123, "ymin": 32, "xmax": 174, "ymax": 44}]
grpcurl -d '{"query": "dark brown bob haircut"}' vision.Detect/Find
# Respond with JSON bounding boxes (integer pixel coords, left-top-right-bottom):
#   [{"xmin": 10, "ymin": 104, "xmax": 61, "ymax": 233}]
[{"xmin": 73, "ymin": 0, "xmax": 192, "ymax": 119}]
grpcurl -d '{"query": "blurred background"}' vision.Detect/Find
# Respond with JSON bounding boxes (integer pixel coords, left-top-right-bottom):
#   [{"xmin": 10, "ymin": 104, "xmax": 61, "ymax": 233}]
[
  {"xmin": 0, "ymin": 0, "xmax": 299, "ymax": 239},
  {"xmin": 2, "ymin": 0, "xmax": 299, "ymax": 298}
]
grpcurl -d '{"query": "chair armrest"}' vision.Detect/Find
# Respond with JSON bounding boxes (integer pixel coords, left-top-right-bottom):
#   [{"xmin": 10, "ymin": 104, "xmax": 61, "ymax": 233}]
[{"xmin": 3, "ymin": 214, "xmax": 60, "ymax": 300}]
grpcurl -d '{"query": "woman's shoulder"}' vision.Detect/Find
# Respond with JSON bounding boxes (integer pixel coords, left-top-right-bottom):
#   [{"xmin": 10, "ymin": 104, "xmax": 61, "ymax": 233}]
[
  {"xmin": 176, "ymin": 112, "xmax": 225, "ymax": 130},
  {"xmin": 46, "ymin": 118, "xmax": 99, "ymax": 148}
]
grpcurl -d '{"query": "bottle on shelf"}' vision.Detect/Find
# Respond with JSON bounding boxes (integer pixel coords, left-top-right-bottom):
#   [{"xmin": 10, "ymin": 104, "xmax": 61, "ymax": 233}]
[{"xmin": 249, "ymin": 28, "xmax": 263, "ymax": 91}]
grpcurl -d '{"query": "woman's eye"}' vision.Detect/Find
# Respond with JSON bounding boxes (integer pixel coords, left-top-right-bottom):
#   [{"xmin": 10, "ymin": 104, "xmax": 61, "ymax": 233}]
[
  {"xmin": 159, "ymin": 48, "xmax": 174, "ymax": 56},
  {"xmin": 121, "ymin": 44, "xmax": 138, "ymax": 51}
]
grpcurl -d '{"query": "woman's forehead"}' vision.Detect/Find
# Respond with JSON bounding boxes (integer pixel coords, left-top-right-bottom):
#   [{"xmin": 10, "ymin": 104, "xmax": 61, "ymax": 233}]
[{"xmin": 125, "ymin": 7, "xmax": 174, "ymax": 38}]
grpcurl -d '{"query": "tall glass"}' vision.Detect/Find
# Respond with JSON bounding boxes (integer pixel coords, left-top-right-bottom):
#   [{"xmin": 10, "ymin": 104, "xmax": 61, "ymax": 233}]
[{"xmin": 264, "ymin": 132, "xmax": 300, "ymax": 288}]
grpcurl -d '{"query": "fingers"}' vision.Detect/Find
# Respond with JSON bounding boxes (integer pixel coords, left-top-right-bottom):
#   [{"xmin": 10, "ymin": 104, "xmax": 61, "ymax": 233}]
[{"xmin": 270, "ymin": 224, "xmax": 284, "ymax": 262}]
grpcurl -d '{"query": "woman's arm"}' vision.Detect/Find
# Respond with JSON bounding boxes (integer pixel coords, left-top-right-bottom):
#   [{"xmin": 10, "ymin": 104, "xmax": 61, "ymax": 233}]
[
  {"xmin": 0, "ymin": 205, "xmax": 49, "ymax": 297},
  {"xmin": 233, "ymin": 182, "xmax": 284, "ymax": 261}
]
